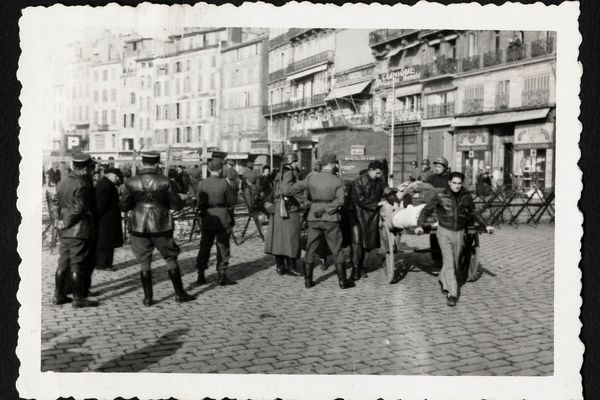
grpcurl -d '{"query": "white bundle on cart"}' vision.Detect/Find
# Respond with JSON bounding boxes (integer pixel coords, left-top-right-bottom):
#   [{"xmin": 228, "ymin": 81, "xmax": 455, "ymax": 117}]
[{"xmin": 379, "ymin": 181, "xmax": 437, "ymax": 230}]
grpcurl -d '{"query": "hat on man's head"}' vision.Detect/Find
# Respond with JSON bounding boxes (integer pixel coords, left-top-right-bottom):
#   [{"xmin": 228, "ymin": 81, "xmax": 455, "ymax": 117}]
[
  {"xmin": 225, "ymin": 159, "xmax": 235, "ymax": 166},
  {"xmin": 433, "ymin": 157, "xmax": 449, "ymax": 168},
  {"xmin": 72, "ymin": 153, "xmax": 95, "ymax": 169},
  {"xmin": 448, "ymin": 171, "xmax": 466, "ymax": 181},
  {"xmin": 422, "ymin": 158, "xmax": 430, "ymax": 166},
  {"xmin": 320, "ymin": 153, "xmax": 337, "ymax": 166},
  {"xmin": 208, "ymin": 158, "xmax": 224, "ymax": 171},
  {"xmin": 410, "ymin": 161, "xmax": 418, "ymax": 168},
  {"xmin": 141, "ymin": 151, "xmax": 160, "ymax": 165}
]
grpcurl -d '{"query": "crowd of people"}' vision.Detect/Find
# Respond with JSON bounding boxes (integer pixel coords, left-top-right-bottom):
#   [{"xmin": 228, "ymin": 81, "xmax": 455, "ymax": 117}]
[{"xmin": 48, "ymin": 150, "xmax": 492, "ymax": 309}]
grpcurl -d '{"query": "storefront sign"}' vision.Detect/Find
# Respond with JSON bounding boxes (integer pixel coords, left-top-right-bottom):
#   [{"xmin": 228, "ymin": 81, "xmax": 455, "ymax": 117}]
[
  {"xmin": 344, "ymin": 156, "xmax": 376, "ymax": 161},
  {"xmin": 350, "ymin": 145, "xmax": 365, "ymax": 156},
  {"xmin": 513, "ymin": 122, "xmax": 554, "ymax": 149},
  {"xmin": 249, "ymin": 144, "xmax": 269, "ymax": 155},
  {"xmin": 378, "ymin": 66, "xmax": 420, "ymax": 86},
  {"xmin": 421, "ymin": 117, "xmax": 454, "ymax": 127},
  {"xmin": 457, "ymin": 128, "xmax": 491, "ymax": 151}
]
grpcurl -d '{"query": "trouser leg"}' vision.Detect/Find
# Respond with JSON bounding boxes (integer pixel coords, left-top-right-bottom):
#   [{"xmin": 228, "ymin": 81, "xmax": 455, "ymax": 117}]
[
  {"xmin": 166, "ymin": 260, "xmax": 195, "ymax": 303},
  {"xmin": 215, "ymin": 229, "xmax": 236, "ymax": 285},
  {"xmin": 275, "ymin": 255, "xmax": 286, "ymax": 275},
  {"xmin": 140, "ymin": 270, "xmax": 153, "ymax": 306},
  {"xmin": 285, "ymin": 257, "xmax": 302, "ymax": 276},
  {"xmin": 196, "ymin": 229, "xmax": 215, "ymax": 271},
  {"xmin": 350, "ymin": 242, "xmax": 366, "ymax": 280},
  {"xmin": 324, "ymin": 222, "xmax": 354, "ymax": 289},
  {"xmin": 437, "ymin": 227, "xmax": 463, "ymax": 298},
  {"xmin": 54, "ymin": 239, "xmax": 72, "ymax": 304},
  {"xmin": 71, "ymin": 263, "xmax": 99, "ymax": 308},
  {"xmin": 430, "ymin": 233, "xmax": 443, "ymax": 264}
]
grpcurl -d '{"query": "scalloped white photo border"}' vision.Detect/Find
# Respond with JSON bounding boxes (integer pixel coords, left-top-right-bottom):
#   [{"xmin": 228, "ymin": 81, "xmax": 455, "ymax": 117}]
[{"xmin": 16, "ymin": 2, "xmax": 582, "ymax": 399}]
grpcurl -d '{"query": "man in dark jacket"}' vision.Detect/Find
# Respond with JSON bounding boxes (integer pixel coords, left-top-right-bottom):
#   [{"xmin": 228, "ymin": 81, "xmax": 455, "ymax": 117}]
[
  {"xmin": 119, "ymin": 152, "xmax": 194, "ymax": 306},
  {"xmin": 348, "ymin": 160, "xmax": 386, "ymax": 281},
  {"xmin": 416, "ymin": 171, "xmax": 494, "ymax": 306},
  {"xmin": 425, "ymin": 157, "xmax": 451, "ymax": 270},
  {"xmin": 94, "ymin": 168, "xmax": 123, "ymax": 270},
  {"xmin": 50, "ymin": 153, "xmax": 98, "ymax": 308},
  {"xmin": 290, "ymin": 153, "xmax": 355, "ymax": 289},
  {"xmin": 195, "ymin": 158, "xmax": 238, "ymax": 285}
]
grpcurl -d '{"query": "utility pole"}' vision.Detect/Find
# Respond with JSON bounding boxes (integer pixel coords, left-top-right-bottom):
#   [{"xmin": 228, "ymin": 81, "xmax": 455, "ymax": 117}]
[
  {"xmin": 269, "ymin": 101, "xmax": 274, "ymax": 169},
  {"xmin": 389, "ymin": 75, "xmax": 396, "ymax": 187}
]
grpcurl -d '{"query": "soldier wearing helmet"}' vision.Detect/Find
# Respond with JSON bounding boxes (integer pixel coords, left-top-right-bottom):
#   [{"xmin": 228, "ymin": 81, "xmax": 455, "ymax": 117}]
[
  {"xmin": 421, "ymin": 158, "xmax": 433, "ymax": 182},
  {"xmin": 264, "ymin": 152, "xmax": 303, "ymax": 277}
]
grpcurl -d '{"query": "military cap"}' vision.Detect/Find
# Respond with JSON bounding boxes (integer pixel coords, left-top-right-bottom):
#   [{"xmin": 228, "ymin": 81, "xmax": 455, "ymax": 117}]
[
  {"xmin": 282, "ymin": 153, "xmax": 298, "ymax": 165},
  {"xmin": 422, "ymin": 158, "xmax": 430, "ymax": 166},
  {"xmin": 208, "ymin": 158, "xmax": 224, "ymax": 171},
  {"xmin": 72, "ymin": 153, "xmax": 95, "ymax": 169},
  {"xmin": 433, "ymin": 157, "xmax": 449, "ymax": 168},
  {"xmin": 320, "ymin": 153, "xmax": 337, "ymax": 166},
  {"xmin": 141, "ymin": 151, "xmax": 160, "ymax": 164}
]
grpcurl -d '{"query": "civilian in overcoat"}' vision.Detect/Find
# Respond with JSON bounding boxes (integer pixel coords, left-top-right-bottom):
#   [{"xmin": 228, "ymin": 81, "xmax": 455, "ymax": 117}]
[
  {"xmin": 94, "ymin": 168, "xmax": 123, "ymax": 269},
  {"xmin": 348, "ymin": 160, "xmax": 386, "ymax": 280}
]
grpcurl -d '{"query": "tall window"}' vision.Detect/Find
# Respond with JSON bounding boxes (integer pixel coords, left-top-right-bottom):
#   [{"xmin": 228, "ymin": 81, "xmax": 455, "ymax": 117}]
[
  {"xmin": 95, "ymin": 134, "xmax": 105, "ymax": 150},
  {"xmin": 197, "ymin": 75, "xmax": 203, "ymax": 92},
  {"xmin": 123, "ymin": 114, "xmax": 127, "ymax": 128},
  {"xmin": 101, "ymin": 110, "xmax": 107, "ymax": 124},
  {"xmin": 130, "ymin": 113, "xmax": 135, "ymax": 128},
  {"xmin": 130, "ymin": 93, "xmax": 136, "ymax": 104},
  {"xmin": 176, "ymin": 127, "xmax": 181, "ymax": 143},
  {"xmin": 102, "ymin": 69, "xmax": 108, "ymax": 81},
  {"xmin": 176, "ymin": 103, "xmax": 180, "ymax": 119},
  {"xmin": 154, "ymin": 82, "xmax": 161, "ymax": 97},
  {"xmin": 196, "ymin": 125, "xmax": 202, "ymax": 142},
  {"xmin": 164, "ymin": 81, "xmax": 170, "ymax": 96},
  {"xmin": 209, "ymin": 99, "xmax": 216, "ymax": 117},
  {"xmin": 186, "ymin": 126, "xmax": 192, "ymax": 142},
  {"xmin": 93, "ymin": 111, "xmax": 98, "ymax": 125},
  {"xmin": 102, "ymin": 90, "xmax": 108, "ymax": 102},
  {"xmin": 197, "ymin": 99, "xmax": 203, "ymax": 118},
  {"xmin": 210, "ymin": 73, "xmax": 215, "ymax": 90},
  {"xmin": 110, "ymin": 109, "xmax": 116, "ymax": 124}
]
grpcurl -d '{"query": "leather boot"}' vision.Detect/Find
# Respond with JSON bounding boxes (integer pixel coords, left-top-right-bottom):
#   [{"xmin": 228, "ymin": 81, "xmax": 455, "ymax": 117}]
[
  {"xmin": 350, "ymin": 264, "xmax": 360, "ymax": 281},
  {"xmin": 140, "ymin": 270, "xmax": 153, "ymax": 306},
  {"xmin": 196, "ymin": 267, "xmax": 206, "ymax": 285},
  {"xmin": 336, "ymin": 263, "xmax": 355, "ymax": 289},
  {"xmin": 275, "ymin": 256, "xmax": 286, "ymax": 275},
  {"xmin": 72, "ymin": 269, "xmax": 99, "ymax": 308},
  {"xmin": 168, "ymin": 268, "xmax": 195, "ymax": 303},
  {"xmin": 304, "ymin": 263, "xmax": 315, "ymax": 288},
  {"xmin": 53, "ymin": 268, "xmax": 72, "ymax": 305},
  {"xmin": 285, "ymin": 257, "xmax": 302, "ymax": 277},
  {"xmin": 217, "ymin": 271, "xmax": 237, "ymax": 286}
]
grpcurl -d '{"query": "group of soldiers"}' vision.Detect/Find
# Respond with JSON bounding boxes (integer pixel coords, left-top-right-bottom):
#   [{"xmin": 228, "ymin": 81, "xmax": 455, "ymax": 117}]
[{"xmin": 50, "ymin": 149, "xmax": 492, "ymax": 308}]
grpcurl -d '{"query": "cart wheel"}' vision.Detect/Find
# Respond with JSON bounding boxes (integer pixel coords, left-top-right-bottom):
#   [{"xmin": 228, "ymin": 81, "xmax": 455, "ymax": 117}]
[
  {"xmin": 384, "ymin": 229, "xmax": 396, "ymax": 283},
  {"xmin": 466, "ymin": 246, "xmax": 480, "ymax": 282}
]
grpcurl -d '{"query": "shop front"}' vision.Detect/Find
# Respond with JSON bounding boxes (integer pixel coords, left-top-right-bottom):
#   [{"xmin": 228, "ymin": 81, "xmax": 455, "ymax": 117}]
[
  {"xmin": 512, "ymin": 122, "xmax": 554, "ymax": 190},
  {"xmin": 455, "ymin": 127, "xmax": 492, "ymax": 190}
]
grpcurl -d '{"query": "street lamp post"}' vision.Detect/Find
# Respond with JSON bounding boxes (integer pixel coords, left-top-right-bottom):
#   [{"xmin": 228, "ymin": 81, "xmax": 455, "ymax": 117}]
[{"xmin": 389, "ymin": 76, "xmax": 396, "ymax": 187}]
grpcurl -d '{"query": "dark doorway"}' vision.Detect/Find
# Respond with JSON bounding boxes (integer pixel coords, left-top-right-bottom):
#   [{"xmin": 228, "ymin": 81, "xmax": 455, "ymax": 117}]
[{"xmin": 504, "ymin": 142, "xmax": 514, "ymax": 189}]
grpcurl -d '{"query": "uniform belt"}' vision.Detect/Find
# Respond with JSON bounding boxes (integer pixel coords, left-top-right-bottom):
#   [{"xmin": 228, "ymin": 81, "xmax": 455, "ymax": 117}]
[
  {"xmin": 311, "ymin": 199, "xmax": 333, "ymax": 203},
  {"xmin": 207, "ymin": 204, "xmax": 228, "ymax": 208}
]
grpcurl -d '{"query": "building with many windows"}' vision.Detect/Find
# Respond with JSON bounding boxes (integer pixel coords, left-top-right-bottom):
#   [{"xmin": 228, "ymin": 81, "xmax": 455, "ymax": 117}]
[{"xmin": 220, "ymin": 33, "xmax": 269, "ymax": 159}]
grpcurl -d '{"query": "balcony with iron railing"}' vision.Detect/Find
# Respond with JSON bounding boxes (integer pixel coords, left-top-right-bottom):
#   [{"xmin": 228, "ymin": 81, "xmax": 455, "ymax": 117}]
[
  {"xmin": 385, "ymin": 109, "xmax": 423, "ymax": 124},
  {"xmin": 530, "ymin": 37, "xmax": 555, "ymax": 58},
  {"xmin": 262, "ymin": 93, "xmax": 328, "ymax": 116},
  {"xmin": 462, "ymin": 98, "xmax": 484, "ymax": 114},
  {"xmin": 495, "ymin": 93, "xmax": 510, "ymax": 110},
  {"xmin": 421, "ymin": 57, "xmax": 458, "ymax": 79},
  {"xmin": 425, "ymin": 102, "xmax": 455, "ymax": 119},
  {"xmin": 268, "ymin": 68, "xmax": 286, "ymax": 82},
  {"xmin": 286, "ymin": 50, "xmax": 334, "ymax": 74},
  {"xmin": 522, "ymin": 88, "xmax": 550, "ymax": 107},
  {"xmin": 369, "ymin": 29, "xmax": 418, "ymax": 47}
]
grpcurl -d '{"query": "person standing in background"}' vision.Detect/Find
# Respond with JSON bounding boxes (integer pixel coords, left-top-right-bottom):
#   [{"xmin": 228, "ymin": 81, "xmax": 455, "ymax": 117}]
[{"xmin": 94, "ymin": 168, "xmax": 123, "ymax": 271}]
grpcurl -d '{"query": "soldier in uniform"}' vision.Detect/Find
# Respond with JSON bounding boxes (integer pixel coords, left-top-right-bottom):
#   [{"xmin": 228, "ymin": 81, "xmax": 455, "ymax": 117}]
[
  {"xmin": 50, "ymin": 153, "xmax": 99, "ymax": 308},
  {"xmin": 224, "ymin": 159, "xmax": 241, "ymax": 192},
  {"xmin": 119, "ymin": 152, "xmax": 195, "ymax": 306},
  {"xmin": 408, "ymin": 160, "xmax": 420, "ymax": 181},
  {"xmin": 421, "ymin": 159, "xmax": 434, "ymax": 183},
  {"xmin": 264, "ymin": 153, "xmax": 303, "ymax": 276},
  {"xmin": 241, "ymin": 161, "xmax": 260, "ymax": 210},
  {"xmin": 194, "ymin": 158, "xmax": 238, "ymax": 286},
  {"xmin": 290, "ymin": 154, "xmax": 355, "ymax": 289}
]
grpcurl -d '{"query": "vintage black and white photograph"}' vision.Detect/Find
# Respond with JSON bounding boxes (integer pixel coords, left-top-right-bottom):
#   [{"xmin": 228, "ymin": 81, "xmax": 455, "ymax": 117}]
[{"xmin": 17, "ymin": 3, "xmax": 581, "ymax": 399}]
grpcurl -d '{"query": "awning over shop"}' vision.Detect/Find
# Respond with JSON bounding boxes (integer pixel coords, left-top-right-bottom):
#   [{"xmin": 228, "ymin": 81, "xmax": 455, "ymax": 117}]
[
  {"xmin": 287, "ymin": 64, "xmax": 328, "ymax": 81},
  {"xmin": 452, "ymin": 108, "xmax": 551, "ymax": 127},
  {"xmin": 325, "ymin": 80, "xmax": 373, "ymax": 101}
]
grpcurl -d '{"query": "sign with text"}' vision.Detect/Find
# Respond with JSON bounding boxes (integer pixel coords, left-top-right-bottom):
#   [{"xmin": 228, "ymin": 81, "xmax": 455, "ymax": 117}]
[
  {"xmin": 514, "ymin": 122, "xmax": 554, "ymax": 149},
  {"xmin": 457, "ymin": 128, "xmax": 491, "ymax": 151},
  {"xmin": 377, "ymin": 66, "xmax": 420, "ymax": 86},
  {"xmin": 350, "ymin": 145, "xmax": 365, "ymax": 156}
]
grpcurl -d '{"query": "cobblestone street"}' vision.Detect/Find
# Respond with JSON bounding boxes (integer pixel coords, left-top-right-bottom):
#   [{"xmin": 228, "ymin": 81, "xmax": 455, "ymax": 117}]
[{"xmin": 41, "ymin": 223, "xmax": 554, "ymax": 376}]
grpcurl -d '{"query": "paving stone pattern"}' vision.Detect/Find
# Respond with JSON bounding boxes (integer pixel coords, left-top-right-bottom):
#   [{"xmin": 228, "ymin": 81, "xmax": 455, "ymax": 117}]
[{"xmin": 41, "ymin": 224, "xmax": 554, "ymax": 375}]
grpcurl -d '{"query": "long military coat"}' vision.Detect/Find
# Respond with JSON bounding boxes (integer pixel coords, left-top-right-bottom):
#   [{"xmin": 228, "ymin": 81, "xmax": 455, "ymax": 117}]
[
  {"xmin": 349, "ymin": 172, "xmax": 386, "ymax": 250},
  {"xmin": 264, "ymin": 167, "xmax": 302, "ymax": 259}
]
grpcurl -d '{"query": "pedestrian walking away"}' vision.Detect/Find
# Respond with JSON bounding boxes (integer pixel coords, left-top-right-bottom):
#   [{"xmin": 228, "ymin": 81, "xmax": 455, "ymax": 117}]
[
  {"xmin": 195, "ymin": 158, "xmax": 238, "ymax": 286},
  {"xmin": 119, "ymin": 151, "xmax": 195, "ymax": 306},
  {"xmin": 263, "ymin": 153, "xmax": 303, "ymax": 277},
  {"xmin": 50, "ymin": 153, "xmax": 99, "ymax": 308},
  {"xmin": 348, "ymin": 160, "xmax": 386, "ymax": 281},
  {"xmin": 290, "ymin": 153, "xmax": 355, "ymax": 289},
  {"xmin": 425, "ymin": 156, "xmax": 451, "ymax": 272},
  {"xmin": 415, "ymin": 171, "xmax": 494, "ymax": 306},
  {"xmin": 94, "ymin": 168, "xmax": 123, "ymax": 271}
]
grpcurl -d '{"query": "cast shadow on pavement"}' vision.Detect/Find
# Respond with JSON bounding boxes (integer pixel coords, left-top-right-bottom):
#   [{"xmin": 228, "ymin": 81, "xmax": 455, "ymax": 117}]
[
  {"xmin": 42, "ymin": 335, "xmax": 93, "ymax": 372},
  {"xmin": 95, "ymin": 328, "xmax": 189, "ymax": 372}
]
